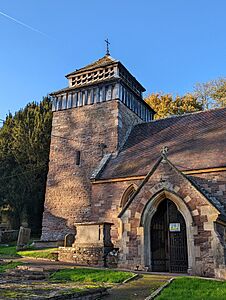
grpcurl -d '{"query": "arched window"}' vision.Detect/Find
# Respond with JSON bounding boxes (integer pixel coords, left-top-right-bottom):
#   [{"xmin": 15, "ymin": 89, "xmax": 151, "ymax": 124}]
[{"xmin": 120, "ymin": 184, "xmax": 137, "ymax": 208}]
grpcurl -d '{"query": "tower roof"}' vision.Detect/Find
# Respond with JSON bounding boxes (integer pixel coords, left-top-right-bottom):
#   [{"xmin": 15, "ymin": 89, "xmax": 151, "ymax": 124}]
[
  {"xmin": 63, "ymin": 54, "xmax": 145, "ymax": 93},
  {"xmin": 50, "ymin": 53, "xmax": 154, "ymax": 122},
  {"xmin": 65, "ymin": 55, "xmax": 118, "ymax": 78}
]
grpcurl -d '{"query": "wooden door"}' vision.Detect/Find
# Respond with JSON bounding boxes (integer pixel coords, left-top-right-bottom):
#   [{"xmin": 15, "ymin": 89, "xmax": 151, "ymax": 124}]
[{"xmin": 151, "ymin": 199, "xmax": 188, "ymax": 273}]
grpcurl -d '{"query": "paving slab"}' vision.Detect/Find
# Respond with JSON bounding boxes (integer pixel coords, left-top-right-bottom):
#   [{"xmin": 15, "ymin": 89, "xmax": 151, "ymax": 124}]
[{"xmin": 103, "ymin": 274, "xmax": 172, "ymax": 300}]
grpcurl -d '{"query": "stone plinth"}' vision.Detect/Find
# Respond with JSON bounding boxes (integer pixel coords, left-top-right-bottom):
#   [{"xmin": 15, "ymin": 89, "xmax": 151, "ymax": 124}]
[
  {"xmin": 58, "ymin": 222, "xmax": 115, "ymax": 267},
  {"xmin": 33, "ymin": 240, "xmax": 64, "ymax": 249},
  {"xmin": 74, "ymin": 222, "xmax": 113, "ymax": 247}
]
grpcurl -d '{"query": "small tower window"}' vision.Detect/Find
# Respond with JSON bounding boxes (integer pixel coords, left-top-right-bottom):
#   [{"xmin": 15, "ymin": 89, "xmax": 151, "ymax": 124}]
[{"xmin": 75, "ymin": 150, "xmax": 81, "ymax": 166}]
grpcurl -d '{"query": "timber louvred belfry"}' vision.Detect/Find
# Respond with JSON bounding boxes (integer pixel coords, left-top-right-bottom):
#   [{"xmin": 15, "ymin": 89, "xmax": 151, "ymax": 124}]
[{"xmin": 41, "ymin": 52, "xmax": 226, "ymax": 279}]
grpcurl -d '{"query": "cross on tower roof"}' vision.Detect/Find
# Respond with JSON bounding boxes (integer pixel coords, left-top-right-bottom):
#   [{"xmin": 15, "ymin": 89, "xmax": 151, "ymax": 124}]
[{"xmin": 105, "ymin": 38, "xmax": 110, "ymax": 56}]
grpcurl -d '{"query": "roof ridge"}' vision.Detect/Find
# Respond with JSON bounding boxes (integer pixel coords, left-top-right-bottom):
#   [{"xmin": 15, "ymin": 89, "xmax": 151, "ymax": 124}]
[
  {"xmin": 122, "ymin": 106, "xmax": 226, "ymax": 152},
  {"xmin": 66, "ymin": 55, "xmax": 118, "ymax": 77},
  {"xmin": 79, "ymin": 55, "xmax": 117, "ymax": 69},
  {"xmin": 126, "ymin": 107, "xmax": 226, "ymax": 133},
  {"xmin": 148, "ymin": 106, "xmax": 226, "ymax": 124}
]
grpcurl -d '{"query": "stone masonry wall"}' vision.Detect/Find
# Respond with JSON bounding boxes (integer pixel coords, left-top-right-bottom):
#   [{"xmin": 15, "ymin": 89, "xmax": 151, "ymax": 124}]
[
  {"xmin": 92, "ymin": 162, "xmax": 225, "ymax": 277},
  {"xmin": 92, "ymin": 180, "xmax": 142, "ymax": 246},
  {"xmin": 117, "ymin": 101, "xmax": 143, "ymax": 150},
  {"xmin": 119, "ymin": 162, "xmax": 220, "ymax": 276},
  {"xmin": 41, "ymin": 100, "xmax": 143, "ymax": 241}
]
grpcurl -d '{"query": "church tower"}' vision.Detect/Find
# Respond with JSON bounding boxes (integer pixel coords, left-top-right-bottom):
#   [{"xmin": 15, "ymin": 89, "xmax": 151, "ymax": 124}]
[{"xmin": 41, "ymin": 52, "xmax": 154, "ymax": 241}]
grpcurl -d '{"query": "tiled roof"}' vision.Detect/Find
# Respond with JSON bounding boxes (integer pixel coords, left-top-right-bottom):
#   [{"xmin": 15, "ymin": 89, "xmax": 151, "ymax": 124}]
[
  {"xmin": 118, "ymin": 155, "xmax": 226, "ymax": 218},
  {"xmin": 99, "ymin": 107, "xmax": 226, "ymax": 179},
  {"xmin": 65, "ymin": 55, "xmax": 118, "ymax": 77},
  {"xmin": 188, "ymin": 176, "xmax": 225, "ymax": 214}
]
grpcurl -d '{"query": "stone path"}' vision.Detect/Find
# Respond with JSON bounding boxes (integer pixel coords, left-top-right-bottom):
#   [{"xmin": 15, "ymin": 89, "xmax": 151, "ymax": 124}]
[
  {"xmin": 103, "ymin": 274, "xmax": 172, "ymax": 300},
  {"xmin": 13, "ymin": 256, "xmax": 83, "ymax": 270}
]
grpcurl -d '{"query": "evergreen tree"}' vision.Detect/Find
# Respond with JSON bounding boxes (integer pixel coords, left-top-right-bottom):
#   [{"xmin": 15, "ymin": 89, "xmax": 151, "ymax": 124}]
[{"xmin": 0, "ymin": 97, "xmax": 52, "ymax": 233}]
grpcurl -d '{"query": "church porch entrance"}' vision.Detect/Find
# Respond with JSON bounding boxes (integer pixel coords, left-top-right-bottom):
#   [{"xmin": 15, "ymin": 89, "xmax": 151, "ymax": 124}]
[{"xmin": 150, "ymin": 199, "xmax": 188, "ymax": 273}]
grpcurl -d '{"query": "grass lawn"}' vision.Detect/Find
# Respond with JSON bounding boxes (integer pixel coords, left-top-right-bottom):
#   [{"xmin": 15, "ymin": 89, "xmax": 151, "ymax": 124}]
[
  {"xmin": 0, "ymin": 244, "xmax": 57, "ymax": 260},
  {"xmin": 50, "ymin": 268, "xmax": 134, "ymax": 284},
  {"xmin": 0, "ymin": 244, "xmax": 20, "ymax": 258},
  {"xmin": 157, "ymin": 277, "xmax": 226, "ymax": 300},
  {"xmin": 0, "ymin": 261, "xmax": 23, "ymax": 273},
  {"xmin": 17, "ymin": 248, "xmax": 58, "ymax": 260}
]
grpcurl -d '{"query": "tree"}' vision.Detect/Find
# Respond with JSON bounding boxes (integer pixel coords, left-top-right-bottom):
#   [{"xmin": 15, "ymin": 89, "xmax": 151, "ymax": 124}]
[
  {"xmin": 211, "ymin": 80, "xmax": 226, "ymax": 107},
  {"xmin": 144, "ymin": 93, "xmax": 173, "ymax": 119},
  {"xmin": 145, "ymin": 93, "xmax": 203, "ymax": 119},
  {"xmin": 173, "ymin": 94, "xmax": 203, "ymax": 115},
  {"xmin": 0, "ymin": 98, "xmax": 52, "ymax": 233},
  {"xmin": 193, "ymin": 78, "xmax": 226, "ymax": 109}
]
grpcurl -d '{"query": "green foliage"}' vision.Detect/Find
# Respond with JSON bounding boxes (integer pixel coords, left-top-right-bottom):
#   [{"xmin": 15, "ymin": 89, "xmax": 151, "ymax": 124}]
[
  {"xmin": 0, "ymin": 244, "xmax": 20, "ymax": 258},
  {"xmin": 0, "ymin": 261, "xmax": 22, "ymax": 273},
  {"xmin": 18, "ymin": 248, "xmax": 58, "ymax": 260},
  {"xmin": 0, "ymin": 243, "xmax": 57, "ymax": 259},
  {"xmin": 145, "ymin": 93, "xmax": 203, "ymax": 119},
  {"xmin": 50, "ymin": 268, "xmax": 133, "ymax": 284},
  {"xmin": 0, "ymin": 98, "xmax": 52, "ymax": 232},
  {"xmin": 157, "ymin": 277, "xmax": 226, "ymax": 300}
]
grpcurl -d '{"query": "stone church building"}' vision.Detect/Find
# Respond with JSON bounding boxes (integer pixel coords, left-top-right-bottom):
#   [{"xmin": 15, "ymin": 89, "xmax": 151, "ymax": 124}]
[{"xmin": 41, "ymin": 53, "xmax": 226, "ymax": 278}]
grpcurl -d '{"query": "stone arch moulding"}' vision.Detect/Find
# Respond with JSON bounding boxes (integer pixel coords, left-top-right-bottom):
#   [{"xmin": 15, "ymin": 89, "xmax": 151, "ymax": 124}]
[
  {"xmin": 140, "ymin": 189, "xmax": 195, "ymax": 274},
  {"xmin": 120, "ymin": 183, "xmax": 138, "ymax": 208}
]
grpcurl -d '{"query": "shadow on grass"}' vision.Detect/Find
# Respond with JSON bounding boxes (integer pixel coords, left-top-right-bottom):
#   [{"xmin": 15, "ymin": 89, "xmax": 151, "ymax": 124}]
[
  {"xmin": 0, "ymin": 244, "xmax": 21, "ymax": 258},
  {"xmin": 0, "ymin": 261, "xmax": 23, "ymax": 273}
]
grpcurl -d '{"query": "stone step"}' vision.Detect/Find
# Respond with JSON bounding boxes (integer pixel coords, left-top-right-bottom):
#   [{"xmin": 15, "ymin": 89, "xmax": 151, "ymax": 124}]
[{"xmin": 5, "ymin": 269, "xmax": 48, "ymax": 280}]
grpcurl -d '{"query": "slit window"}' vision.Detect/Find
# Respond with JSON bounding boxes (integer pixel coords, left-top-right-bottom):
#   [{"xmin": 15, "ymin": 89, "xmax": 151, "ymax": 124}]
[{"xmin": 75, "ymin": 150, "xmax": 81, "ymax": 165}]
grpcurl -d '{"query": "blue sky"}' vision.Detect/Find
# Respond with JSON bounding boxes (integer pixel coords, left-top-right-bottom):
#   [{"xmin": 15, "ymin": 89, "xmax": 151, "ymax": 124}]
[{"xmin": 0, "ymin": 0, "xmax": 226, "ymax": 120}]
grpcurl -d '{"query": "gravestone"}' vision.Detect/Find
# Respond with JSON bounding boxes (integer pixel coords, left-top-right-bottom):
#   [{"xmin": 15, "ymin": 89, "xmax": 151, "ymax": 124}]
[
  {"xmin": 16, "ymin": 226, "xmax": 31, "ymax": 250},
  {"xmin": 64, "ymin": 233, "xmax": 75, "ymax": 247}
]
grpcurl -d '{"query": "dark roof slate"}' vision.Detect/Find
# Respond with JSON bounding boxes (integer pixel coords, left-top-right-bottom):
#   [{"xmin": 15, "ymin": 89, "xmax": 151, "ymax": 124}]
[
  {"xmin": 65, "ymin": 55, "xmax": 118, "ymax": 77},
  {"xmin": 100, "ymin": 107, "xmax": 226, "ymax": 179}
]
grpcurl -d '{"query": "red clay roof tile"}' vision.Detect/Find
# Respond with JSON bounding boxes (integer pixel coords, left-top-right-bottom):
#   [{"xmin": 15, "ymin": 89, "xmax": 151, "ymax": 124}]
[{"xmin": 99, "ymin": 107, "xmax": 226, "ymax": 179}]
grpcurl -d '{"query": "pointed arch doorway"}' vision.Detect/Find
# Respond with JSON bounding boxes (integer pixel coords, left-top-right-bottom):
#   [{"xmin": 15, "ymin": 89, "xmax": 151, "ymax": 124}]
[{"xmin": 151, "ymin": 198, "xmax": 188, "ymax": 273}]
